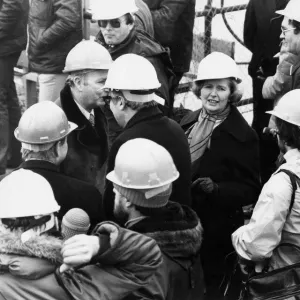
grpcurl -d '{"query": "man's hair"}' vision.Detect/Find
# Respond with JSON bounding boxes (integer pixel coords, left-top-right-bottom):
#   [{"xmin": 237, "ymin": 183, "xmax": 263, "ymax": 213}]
[
  {"xmin": 110, "ymin": 90, "xmax": 158, "ymax": 111},
  {"xmin": 289, "ymin": 19, "xmax": 300, "ymax": 34},
  {"xmin": 66, "ymin": 70, "xmax": 92, "ymax": 87},
  {"xmin": 275, "ymin": 117, "xmax": 300, "ymax": 150},
  {"xmin": 21, "ymin": 138, "xmax": 66, "ymax": 162},
  {"xmin": 192, "ymin": 78, "xmax": 242, "ymax": 104}
]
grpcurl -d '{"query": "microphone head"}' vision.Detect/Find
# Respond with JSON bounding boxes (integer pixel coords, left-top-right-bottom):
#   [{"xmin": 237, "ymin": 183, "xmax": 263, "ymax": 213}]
[{"xmin": 61, "ymin": 208, "xmax": 91, "ymax": 240}]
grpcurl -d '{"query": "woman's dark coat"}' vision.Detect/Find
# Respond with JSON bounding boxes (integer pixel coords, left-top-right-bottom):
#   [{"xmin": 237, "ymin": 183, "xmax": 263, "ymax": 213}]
[{"xmin": 181, "ymin": 106, "xmax": 261, "ymax": 284}]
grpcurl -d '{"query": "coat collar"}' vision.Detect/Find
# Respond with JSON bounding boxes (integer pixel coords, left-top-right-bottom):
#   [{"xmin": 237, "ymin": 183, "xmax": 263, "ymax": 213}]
[
  {"xmin": 125, "ymin": 106, "xmax": 164, "ymax": 130},
  {"xmin": 181, "ymin": 105, "xmax": 251, "ymax": 142},
  {"xmin": 291, "ymin": 56, "xmax": 300, "ymax": 75},
  {"xmin": 59, "ymin": 84, "xmax": 106, "ymax": 131},
  {"xmin": 19, "ymin": 160, "xmax": 59, "ymax": 173}
]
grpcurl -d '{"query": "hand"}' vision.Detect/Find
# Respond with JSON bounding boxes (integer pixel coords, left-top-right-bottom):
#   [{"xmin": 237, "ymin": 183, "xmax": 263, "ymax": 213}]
[
  {"xmin": 60, "ymin": 234, "xmax": 100, "ymax": 270},
  {"xmin": 192, "ymin": 177, "xmax": 218, "ymax": 194}
]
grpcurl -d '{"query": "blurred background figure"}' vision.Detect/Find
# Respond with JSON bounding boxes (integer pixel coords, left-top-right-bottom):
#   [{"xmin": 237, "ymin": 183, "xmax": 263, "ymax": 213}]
[
  {"xmin": 15, "ymin": 101, "xmax": 104, "ymax": 227},
  {"xmin": 134, "ymin": 0, "xmax": 154, "ymax": 36},
  {"xmin": 27, "ymin": 0, "xmax": 82, "ymax": 102},
  {"xmin": 142, "ymin": 0, "xmax": 196, "ymax": 86},
  {"xmin": 0, "ymin": 0, "xmax": 29, "ymax": 175},
  {"xmin": 244, "ymin": 0, "xmax": 290, "ymax": 184},
  {"xmin": 181, "ymin": 52, "xmax": 260, "ymax": 299}
]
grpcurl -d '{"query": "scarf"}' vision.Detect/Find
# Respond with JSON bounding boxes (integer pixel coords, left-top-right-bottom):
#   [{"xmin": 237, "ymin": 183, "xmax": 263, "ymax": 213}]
[{"xmin": 187, "ymin": 105, "xmax": 231, "ymax": 163}]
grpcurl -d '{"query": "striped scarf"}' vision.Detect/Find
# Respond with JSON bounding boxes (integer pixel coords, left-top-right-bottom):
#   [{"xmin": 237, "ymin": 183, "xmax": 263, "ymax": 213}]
[{"xmin": 187, "ymin": 105, "xmax": 231, "ymax": 163}]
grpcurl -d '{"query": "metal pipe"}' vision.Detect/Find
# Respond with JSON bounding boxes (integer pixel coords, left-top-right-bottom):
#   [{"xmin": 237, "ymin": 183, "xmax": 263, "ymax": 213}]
[
  {"xmin": 82, "ymin": 0, "xmax": 90, "ymax": 40},
  {"xmin": 196, "ymin": 4, "xmax": 248, "ymax": 18},
  {"xmin": 204, "ymin": 0, "xmax": 213, "ymax": 56}
]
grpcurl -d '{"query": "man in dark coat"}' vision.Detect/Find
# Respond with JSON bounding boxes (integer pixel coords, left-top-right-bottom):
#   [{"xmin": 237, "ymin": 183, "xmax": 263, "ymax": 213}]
[
  {"xmin": 142, "ymin": 0, "xmax": 196, "ymax": 84},
  {"xmin": 108, "ymin": 138, "xmax": 204, "ymax": 300},
  {"xmin": 14, "ymin": 101, "xmax": 103, "ymax": 228},
  {"xmin": 135, "ymin": 0, "xmax": 154, "ymax": 37},
  {"xmin": 244, "ymin": 0, "xmax": 290, "ymax": 183},
  {"xmin": 55, "ymin": 40, "xmax": 112, "ymax": 194},
  {"xmin": 102, "ymin": 54, "xmax": 192, "ymax": 220},
  {"xmin": 28, "ymin": 0, "xmax": 82, "ymax": 102},
  {"xmin": 0, "ymin": 0, "xmax": 29, "ymax": 175}
]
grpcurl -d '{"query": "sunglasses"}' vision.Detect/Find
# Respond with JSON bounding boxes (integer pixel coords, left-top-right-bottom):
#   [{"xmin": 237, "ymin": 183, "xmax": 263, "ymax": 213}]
[
  {"xmin": 281, "ymin": 27, "xmax": 296, "ymax": 36},
  {"xmin": 99, "ymin": 19, "xmax": 124, "ymax": 29}
]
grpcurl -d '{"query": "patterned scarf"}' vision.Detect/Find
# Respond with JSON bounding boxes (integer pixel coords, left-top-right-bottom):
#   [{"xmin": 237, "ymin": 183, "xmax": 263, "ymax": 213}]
[{"xmin": 187, "ymin": 105, "xmax": 231, "ymax": 163}]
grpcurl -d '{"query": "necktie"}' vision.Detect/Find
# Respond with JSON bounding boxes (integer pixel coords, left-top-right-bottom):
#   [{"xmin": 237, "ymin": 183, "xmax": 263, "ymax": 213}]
[{"xmin": 89, "ymin": 114, "xmax": 95, "ymax": 127}]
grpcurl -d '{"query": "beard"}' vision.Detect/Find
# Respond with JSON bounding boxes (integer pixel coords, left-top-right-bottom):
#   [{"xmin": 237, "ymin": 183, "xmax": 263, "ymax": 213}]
[{"xmin": 113, "ymin": 203, "xmax": 129, "ymax": 226}]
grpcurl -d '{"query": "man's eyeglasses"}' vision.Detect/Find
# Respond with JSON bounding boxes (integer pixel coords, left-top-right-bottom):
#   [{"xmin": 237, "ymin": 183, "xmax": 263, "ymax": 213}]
[
  {"xmin": 281, "ymin": 27, "xmax": 296, "ymax": 35},
  {"xmin": 99, "ymin": 19, "xmax": 124, "ymax": 29}
]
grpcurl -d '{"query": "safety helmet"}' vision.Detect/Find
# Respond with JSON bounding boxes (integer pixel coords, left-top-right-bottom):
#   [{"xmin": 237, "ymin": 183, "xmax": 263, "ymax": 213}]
[
  {"xmin": 15, "ymin": 101, "xmax": 77, "ymax": 145},
  {"xmin": 195, "ymin": 52, "xmax": 242, "ymax": 83},
  {"xmin": 0, "ymin": 169, "xmax": 60, "ymax": 218},
  {"xmin": 106, "ymin": 138, "xmax": 179, "ymax": 189},
  {"xmin": 104, "ymin": 54, "xmax": 161, "ymax": 102},
  {"xmin": 276, "ymin": 0, "xmax": 300, "ymax": 23},
  {"xmin": 266, "ymin": 89, "xmax": 300, "ymax": 126},
  {"xmin": 89, "ymin": 0, "xmax": 138, "ymax": 20},
  {"xmin": 63, "ymin": 40, "xmax": 113, "ymax": 73}
]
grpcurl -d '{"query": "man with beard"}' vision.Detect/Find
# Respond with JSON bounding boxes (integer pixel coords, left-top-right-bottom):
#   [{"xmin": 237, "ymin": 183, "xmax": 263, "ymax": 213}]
[{"xmin": 108, "ymin": 138, "xmax": 204, "ymax": 300}]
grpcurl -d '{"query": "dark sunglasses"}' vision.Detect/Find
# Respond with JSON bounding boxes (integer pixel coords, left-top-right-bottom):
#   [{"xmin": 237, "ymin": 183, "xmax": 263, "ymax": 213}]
[{"xmin": 99, "ymin": 19, "xmax": 123, "ymax": 29}]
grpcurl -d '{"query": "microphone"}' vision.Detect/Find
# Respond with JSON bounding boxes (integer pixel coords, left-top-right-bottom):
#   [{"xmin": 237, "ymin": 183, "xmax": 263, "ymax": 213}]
[
  {"xmin": 61, "ymin": 208, "xmax": 91, "ymax": 241},
  {"xmin": 60, "ymin": 208, "xmax": 91, "ymax": 273}
]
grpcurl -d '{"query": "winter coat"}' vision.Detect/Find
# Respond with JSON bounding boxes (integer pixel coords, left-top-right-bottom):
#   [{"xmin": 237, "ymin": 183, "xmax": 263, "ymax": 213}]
[
  {"xmin": 0, "ymin": 223, "xmax": 162, "ymax": 300},
  {"xmin": 0, "ymin": 0, "xmax": 29, "ymax": 57},
  {"xmin": 28, "ymin": 0, "xmax": 82, "ymax": 73},
  {"xmin": 56, "ymin": 85, "xmax": 108, "ymax": 194},
  {"xmin": 142, "ymin": 0, "xmax": 195, "ymax": 73},
  {"xmin": 135, "ymin": 0, "xmax": 154, "ymax": 37},
  {"xmin": 124, "ymin": 202, "xmax": 204, "ymax": 300},
  {"xmin": 244, "ymin": 0, "xmax": 289, "ymax": 78},
  {"xmin": 181, "ymin": 106, "xmax": 261, "ymax": 282},
  {"xmin": 18, "ymin": 160, "xmax": 104, "ymax": 228},
  {"xmin": 103, "ymin": 106, "xmax": 192, "ymax": 220},
  {"xmin": 95, "ymin": 28, "xmax": 175, "ymax": 107}
]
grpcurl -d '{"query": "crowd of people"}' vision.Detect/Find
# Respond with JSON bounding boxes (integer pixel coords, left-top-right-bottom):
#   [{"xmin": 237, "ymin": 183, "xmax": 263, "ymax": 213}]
[{"xmin": 1, "ymin": 0, "xmax": 300, "ymax": 299}]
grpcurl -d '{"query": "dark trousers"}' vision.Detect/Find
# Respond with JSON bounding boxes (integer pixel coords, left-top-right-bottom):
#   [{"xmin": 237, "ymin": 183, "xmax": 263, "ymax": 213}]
[
  {"xmin": 251, "ymin": 77, "xmax": 279, "ymax": 184},
  {"xmin": 0, "ymin": 52, "xmax": 22, "ymax": 174}
]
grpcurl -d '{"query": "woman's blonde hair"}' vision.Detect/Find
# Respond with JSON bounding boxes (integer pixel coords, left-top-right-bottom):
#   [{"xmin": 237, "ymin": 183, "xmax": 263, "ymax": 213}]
[{"xmin": 192, "ymin": 78, "xmax": 243, "ymax": 104}]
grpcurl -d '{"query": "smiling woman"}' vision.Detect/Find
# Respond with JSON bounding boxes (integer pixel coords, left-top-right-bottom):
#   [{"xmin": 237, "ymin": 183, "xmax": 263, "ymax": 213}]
[{"xmin": 180, "ymin": 52, "xmax": 261, "ymax": 298}]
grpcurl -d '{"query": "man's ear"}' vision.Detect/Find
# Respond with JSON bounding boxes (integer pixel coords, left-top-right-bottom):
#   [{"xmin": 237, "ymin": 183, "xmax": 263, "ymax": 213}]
[
  {"xmin": 73, "ymin": 76, "xmax": 84, "ymax": 92},
  {"xmin": 118, "ymin": 95, "xmax": 127, "ymax": 111},
  {"xmin": 125, "ymin": 199, "xmax": 134, "ymax": 208}
]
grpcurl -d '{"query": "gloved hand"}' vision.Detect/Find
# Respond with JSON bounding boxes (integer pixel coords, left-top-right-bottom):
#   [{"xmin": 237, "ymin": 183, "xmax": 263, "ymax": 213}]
[{"xmin": 192, "ymin": 177, "xmax": 218, "ymax": 194}]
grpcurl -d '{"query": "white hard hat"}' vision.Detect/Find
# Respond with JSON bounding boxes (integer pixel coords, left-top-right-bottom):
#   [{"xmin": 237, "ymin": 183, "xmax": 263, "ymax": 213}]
[
  {"xmin": 106, "ymin": 138, "xmax": 179, "ymax": 189},
  {"xmin": 276, "ymin": 0, "xmax": 300, "ymax": 23},
  {"xmin": 266, "ymin": 89, "xmax": 300, "ymax": 126},
  {"xmin": 15, "ymin": 102, "xmax": 77, "ymax": 146},
  {"xmin": 89, "ymin": 0, "xmax": 138, "ymax": 20},
  {"xmin": 195, "ymin": 52, "xmax": 242, "ymax": 83},
  {"xmin": 104, "ymin": 54, "xmax": 161, "ymax": 102},
  {"xmin": 63, "ymin": 40, "xmax": 113, "ymax": 73},
  {"xmin": 0, "ymin": 169, "xmax": 60, "ymax": 218}
]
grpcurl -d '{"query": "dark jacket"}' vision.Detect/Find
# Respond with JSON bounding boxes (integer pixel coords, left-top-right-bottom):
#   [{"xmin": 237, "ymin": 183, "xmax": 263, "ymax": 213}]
[
  {"xmin": 56, "ymin": 85, "xmax": 108, "ymax": 194},
  {"xmin": 103, "ymin": 106, "xmax": 192, "ymax": 220},
  {"xmin": 291, "ymin": 58, "xmax": 300, "ymax": 90},
  {"xmin": 0, "ymin": 0, "xmax": 29, "ymax": 57},
  {"xmin": 18, "ymin": 160, "xmax": 104, "ymax": 228},
  {"xmin": 142, "ymin": 0, "xmax": 195, "ymax": 73},
  {"xmin": 0, "ymin": 224, "xmax": 162, "ymax": 300},
  {"xmin": 95, "ymin": 28, "xmax": 174, "ymax": 107},
  {"xmin": 181, "ymin": 106, "xmax": 261, "ymax": 282},
  {"xmin": 28, "ymin": 0, "xmax": 82, "ymax": 73},
  {"xmin": 135, "ymin": 0, "xmax": 154, "ymax": 37},
  {"xmin": 124, "ymin": 202, "xmax": 204, "ymax": 300},
  {"xmin": 244, "ymin": 0, "xmax": 289, "ymax": 77}
]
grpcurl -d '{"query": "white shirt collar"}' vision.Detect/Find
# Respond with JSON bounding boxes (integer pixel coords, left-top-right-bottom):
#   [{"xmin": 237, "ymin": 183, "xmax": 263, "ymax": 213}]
[{"xmin": 74, "ymin": 100, "xmax": 94, "ymax": 120}]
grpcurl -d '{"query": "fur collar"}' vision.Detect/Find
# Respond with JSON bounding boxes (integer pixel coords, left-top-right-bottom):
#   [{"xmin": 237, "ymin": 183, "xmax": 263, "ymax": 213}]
[
  {"xmin": 129, "ymin": 202, "xmax": 203, "ymax": 259},
  {"xmin": 0, "ymin": 232, "xmax": 63, "ymax": 264}
]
